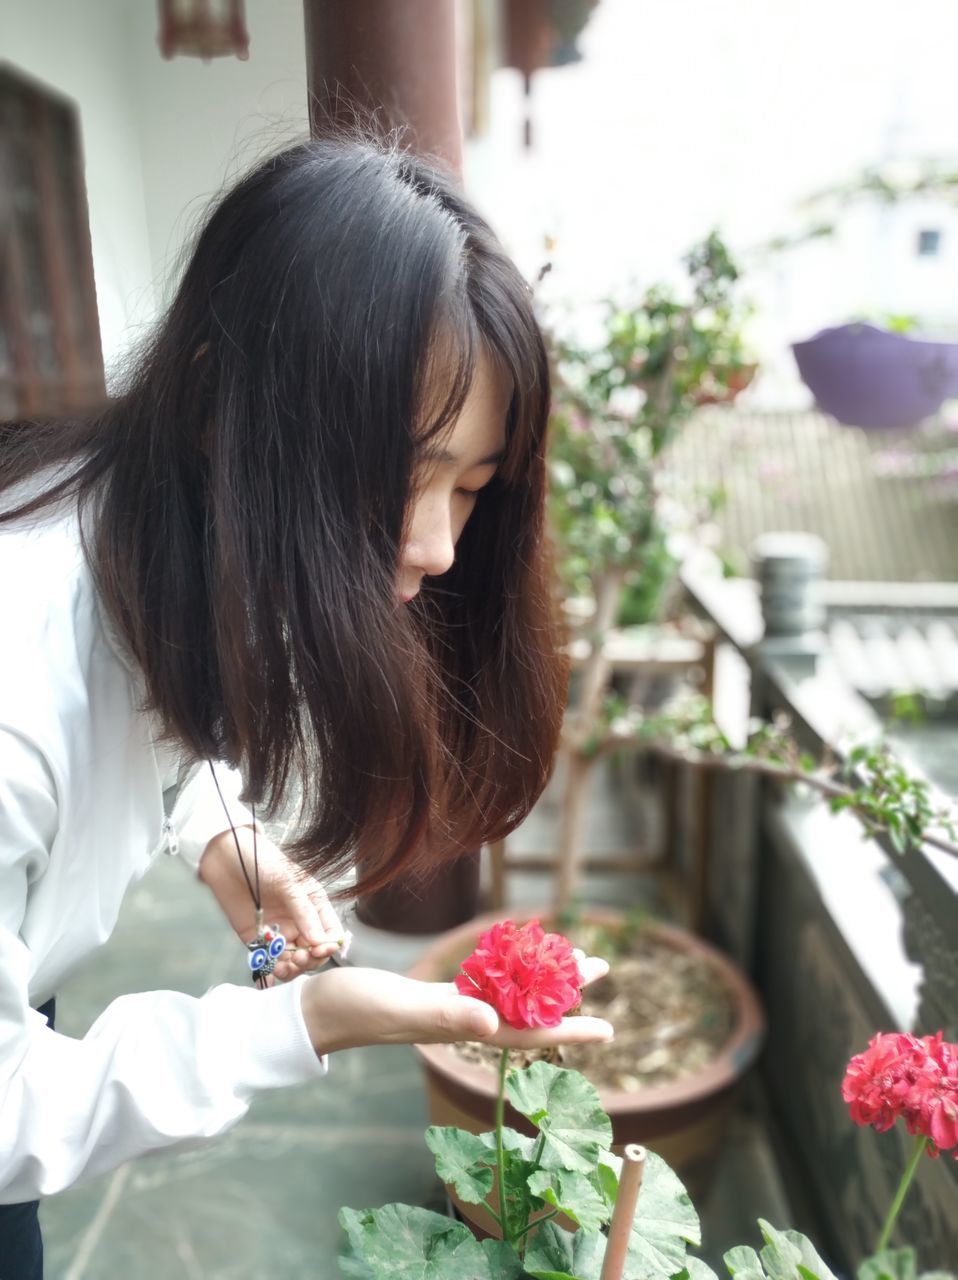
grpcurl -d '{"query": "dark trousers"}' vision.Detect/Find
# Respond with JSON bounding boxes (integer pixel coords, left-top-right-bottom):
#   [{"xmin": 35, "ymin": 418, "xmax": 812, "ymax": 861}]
[{"xmin": 0, "ymin": 998, "xmax": 55, "ymax": 1280}]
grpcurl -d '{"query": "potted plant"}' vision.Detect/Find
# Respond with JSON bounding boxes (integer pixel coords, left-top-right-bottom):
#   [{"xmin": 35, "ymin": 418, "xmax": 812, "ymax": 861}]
[
  {"xmin": 342, "ymin": 920, "xmax": 958, "ymax": 1279},
  {"xmin": 754, "ymin": 159, "xmax": 958, "ymax": 430},
  {"xmin": 791, "ymin": 321, "xmax": 958, "ymax": 431},
  {"xmin": 545, "ymin": 230, "xmax": 753, "ymax": 912},
  {"xmin": 407, "ymin": 908, "xmax": 765, "ymax": 1221}
]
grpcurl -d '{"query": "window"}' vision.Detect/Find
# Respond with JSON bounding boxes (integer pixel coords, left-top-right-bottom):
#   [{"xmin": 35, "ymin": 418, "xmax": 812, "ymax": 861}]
[
  {"xmin": 0, "ymin": 64, "xmax": 105, "ymax": 420},
  {"xmin": 916, "ymin": 228, "xmax": 941, "ymax": 258}
]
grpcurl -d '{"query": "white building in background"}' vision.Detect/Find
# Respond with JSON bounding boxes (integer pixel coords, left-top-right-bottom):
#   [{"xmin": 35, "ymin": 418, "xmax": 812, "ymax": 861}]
[
  {"xmin": 3, "ymin": 0, "xmax": 957, "ymax": 407},
  {"xmin": 467, "ymin": 0, "xmax": 958, "ymax": 409}
]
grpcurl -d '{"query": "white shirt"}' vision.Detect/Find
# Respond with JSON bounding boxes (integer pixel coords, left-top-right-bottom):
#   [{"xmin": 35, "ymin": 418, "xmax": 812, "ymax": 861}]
[{"xmin": 0, "ymin": 491, "xmax": 326, "ymax": 1202}]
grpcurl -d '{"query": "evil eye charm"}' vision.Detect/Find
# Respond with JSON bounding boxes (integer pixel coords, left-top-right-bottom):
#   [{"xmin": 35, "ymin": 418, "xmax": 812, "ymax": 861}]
[
  {"xmin": 268, "ymin": 934, "xmax": 286, "ymax": 960},
  {"xmin": 248, "ymin": 945, "xmax": 269, "ymax": 973}
]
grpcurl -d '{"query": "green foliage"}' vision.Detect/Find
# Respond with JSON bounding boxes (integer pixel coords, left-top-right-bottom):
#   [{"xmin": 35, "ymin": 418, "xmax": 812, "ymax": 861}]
[
  {"xmin": 425, "ymin": 1127, "xmax": 495, "ymax": 1204},
  {"xmin": 338, "ymin": 1205, "xmax": 522, "ymax": 1278},
  {"xmin": 546, "ymin": 230, "xmax": 751, "ymax": 606},
  {"xmin": 339, "ymin": 1057, "xmax": 956, "ymax": 1279},
  {"xmin": 837, "ymin": 742, "xmax": 958, "ymax": 854},
  {"xmin": 523, "ymin": 1220, "xmax": 606, "ymax": 1278},
  {"xmin": 339, "ymin": 1060, "xmax": 699, "ymax": 1279},
  {"xmin": 857, "ymin": 1245, "xmax": 955, "ymax": 1280},
  {"xmin": 605, "ymin": 692, "xmax": 958, "ymax": 861},
  {"xmin": 506, "ymin": 1062, "xmax": 612, "ymax": 1173}
]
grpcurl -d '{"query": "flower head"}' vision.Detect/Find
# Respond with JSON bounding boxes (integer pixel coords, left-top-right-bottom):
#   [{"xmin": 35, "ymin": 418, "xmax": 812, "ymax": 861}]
[
  {"xmin": 454, "ymin": 919, "xmax": 582, "ymax": 1030},
  {"xmin": 842, "ymin": 1030, "xmax": 958, "ymax": 1158}
]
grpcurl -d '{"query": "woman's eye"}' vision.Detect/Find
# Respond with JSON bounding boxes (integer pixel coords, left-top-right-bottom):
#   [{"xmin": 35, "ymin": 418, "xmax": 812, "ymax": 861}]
[{"xmin": 455, "ymin": 487, "xmax": 480, "ymax": 498}]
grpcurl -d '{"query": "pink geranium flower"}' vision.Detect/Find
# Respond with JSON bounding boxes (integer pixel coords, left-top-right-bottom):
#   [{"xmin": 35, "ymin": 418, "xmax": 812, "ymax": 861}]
[
  {"xmin": 842, "ymin": 1030, "xmax": 958, "ymax": 1158},
  {"xmin": 454, "ymin": 919, "xmax": 582, "ymax": 1030}
]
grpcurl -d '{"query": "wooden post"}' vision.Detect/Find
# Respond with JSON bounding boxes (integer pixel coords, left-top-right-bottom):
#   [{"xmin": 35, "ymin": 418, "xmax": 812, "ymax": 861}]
[
  {"xmin": 487, "ymin": 838, "xmax": 507, "ymax": 911},
  {"xmin": 303, "ymin": 0, "xmax": 464, "ymax": 180},
  {"xmin": 599, "ymin": 1145, "xmax": 647, "ymax": 1280},
  {"xmin": 553, "ymin": 748, "xmax": 594, "ymax": 914}
]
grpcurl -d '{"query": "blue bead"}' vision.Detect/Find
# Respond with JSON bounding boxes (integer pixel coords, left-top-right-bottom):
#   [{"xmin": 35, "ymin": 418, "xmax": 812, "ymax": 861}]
[
  {"xmin": 268, "ymin": 935, "xmax": 286, "ymax": 960},
  {"xmin": 248, "ymin": 947, "xmax": 268, "ymax": 971}
]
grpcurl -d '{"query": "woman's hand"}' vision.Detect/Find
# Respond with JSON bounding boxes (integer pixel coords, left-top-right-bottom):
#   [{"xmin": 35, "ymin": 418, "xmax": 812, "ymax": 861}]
[
  {"xmin": 299, "ymin": 955, "xmax": 613, "ymax": 1056},
  {"xmin": 198, "ymin": 828, "xmax": 346, "ymax": 981}
]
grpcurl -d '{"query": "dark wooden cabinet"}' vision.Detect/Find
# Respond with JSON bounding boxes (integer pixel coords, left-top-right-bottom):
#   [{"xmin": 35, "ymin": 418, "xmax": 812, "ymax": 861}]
[{"xmin": 0, "ymin": 64, "xmax": 105, "ymax": 420}]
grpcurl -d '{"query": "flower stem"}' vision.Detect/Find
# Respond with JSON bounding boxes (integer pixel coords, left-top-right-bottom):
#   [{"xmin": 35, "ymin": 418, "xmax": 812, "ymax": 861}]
[
  {"xmin": 496, "ymin": 1048, "xmax": 510, "ymax": 1243},
  {"xmin": 875, "ymin": 1134, "xmax": 928, "ymax": 1254},
  {"xmin": 515, "ymin": 1209, "xmax": 558, "ymax": 1243}
]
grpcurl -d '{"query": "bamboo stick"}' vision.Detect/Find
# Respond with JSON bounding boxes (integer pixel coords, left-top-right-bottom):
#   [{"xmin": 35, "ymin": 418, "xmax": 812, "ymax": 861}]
[{"xmin": 599, "ymin": 1144, "xmax": 646, "ymax": 1280}]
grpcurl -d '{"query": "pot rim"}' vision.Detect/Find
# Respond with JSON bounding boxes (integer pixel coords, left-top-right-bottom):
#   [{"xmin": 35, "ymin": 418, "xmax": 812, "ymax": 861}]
[{"xmin": 408, "ymin": 907, "xmax": 766, "ymax": 1115}]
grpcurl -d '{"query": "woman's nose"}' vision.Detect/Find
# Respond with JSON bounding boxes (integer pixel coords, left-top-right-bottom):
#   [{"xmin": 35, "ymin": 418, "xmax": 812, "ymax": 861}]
[{"xmin": 403, "ymin": 494, "xmax": 457, "ymax": 579}]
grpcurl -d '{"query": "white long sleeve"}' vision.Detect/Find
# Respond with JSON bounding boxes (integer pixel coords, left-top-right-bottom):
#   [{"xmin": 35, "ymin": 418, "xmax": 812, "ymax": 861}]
[
  {"xmin": 0, "ymin": 728, "xmax": 326, "ymax": 1202},
  {"xmin": 0, "ymin": 498, "xmax": 328, "ymax": 1202}
]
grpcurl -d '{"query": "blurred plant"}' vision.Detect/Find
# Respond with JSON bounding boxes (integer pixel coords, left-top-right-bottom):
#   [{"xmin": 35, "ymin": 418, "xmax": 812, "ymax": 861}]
[
  {"xmin": 547, "ymin": 230, "xmax": 751, "ymax": 619},
  {"xmin": 752, "ymin": 158, "xmax": 958, "ymax": 259},
  {"xmin": 596, "ymin": 693, "xmax": 958, "ymax": 861},
  {"xmin": 544, "ymin": 232, "xmax": 753, "ymax": 910}
]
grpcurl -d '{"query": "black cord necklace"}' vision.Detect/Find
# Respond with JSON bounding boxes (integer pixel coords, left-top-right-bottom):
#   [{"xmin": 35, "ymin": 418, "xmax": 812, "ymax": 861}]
[{"xmin": 208, "ymin": 763, "xmax": 287, "ymax": 988}]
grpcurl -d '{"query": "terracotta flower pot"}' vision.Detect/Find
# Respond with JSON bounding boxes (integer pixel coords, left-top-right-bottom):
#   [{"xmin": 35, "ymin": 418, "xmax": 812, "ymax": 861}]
[{"xmin": 407, "ymin": 907, "xmax": 765, "ymax": 1226}]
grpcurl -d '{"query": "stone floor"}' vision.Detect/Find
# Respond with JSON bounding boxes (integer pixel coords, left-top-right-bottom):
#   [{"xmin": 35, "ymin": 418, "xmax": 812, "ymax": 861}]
[{"xmin": 41, "ymin": 759, "xmax": 792, "ymax": 1278}]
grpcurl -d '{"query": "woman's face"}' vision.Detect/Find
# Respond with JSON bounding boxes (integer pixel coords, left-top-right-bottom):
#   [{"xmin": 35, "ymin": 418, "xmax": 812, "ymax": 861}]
[{"xmin": 398, "ymin": 351, "xmax": 510, "ymax": 604}]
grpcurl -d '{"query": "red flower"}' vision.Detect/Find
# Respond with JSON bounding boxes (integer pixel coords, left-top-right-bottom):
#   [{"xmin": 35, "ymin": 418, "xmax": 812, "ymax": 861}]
[
  {"xmin": 842, "ymin": 1030, "xmax": 958, "ymax": 1158},
  {"xmin": 905, "ymin": 1033, "xmax": 958, "ymax": 1157},
  {"xmin": 454, "ymin": 919, "xmax": 582, "ymax": 1030}
]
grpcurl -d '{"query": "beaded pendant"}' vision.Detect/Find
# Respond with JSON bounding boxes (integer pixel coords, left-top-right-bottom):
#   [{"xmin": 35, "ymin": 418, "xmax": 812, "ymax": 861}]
[{"xmin": 247, "ymin": 921, "xmax": 287, "ymax": 981}]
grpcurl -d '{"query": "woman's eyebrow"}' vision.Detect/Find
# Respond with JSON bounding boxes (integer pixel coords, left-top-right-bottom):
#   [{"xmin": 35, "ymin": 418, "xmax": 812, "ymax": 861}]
[{"xmin": 417, "ymin": 445, "xmax": 505, "ymax": 467}]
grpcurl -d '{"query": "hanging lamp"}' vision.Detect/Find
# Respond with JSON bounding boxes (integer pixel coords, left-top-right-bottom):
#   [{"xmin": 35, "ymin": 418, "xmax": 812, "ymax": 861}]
[{"xmin": 157, "ymin": 0, "xmax": 250, "ymax": 62}]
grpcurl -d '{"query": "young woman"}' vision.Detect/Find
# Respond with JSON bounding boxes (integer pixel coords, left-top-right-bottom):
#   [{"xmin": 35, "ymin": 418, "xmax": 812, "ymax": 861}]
[{"xmin": 0, "ymin": 135, "xmax": 613, "ymax": 1275}]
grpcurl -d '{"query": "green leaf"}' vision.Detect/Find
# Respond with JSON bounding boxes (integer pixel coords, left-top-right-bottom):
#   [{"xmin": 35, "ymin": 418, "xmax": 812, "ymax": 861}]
[
  {"xmin": 684, "ymin": 1260, "xmax": 722, "ymax": 1280},
  {"xmin": 424, "ymin": 1127, "xmax": 494, "ymax": 1205},
  {"xmin": 755, "ymin": 1221, "xmax": 840, "ymax": 1280},
  {"xmin": 523, "ymin": 1220, "xmax": 606, "ymax": 1280},
  {"xmin": 724, "ymin": 1245, "xmax": 766, "ymax": 1280},
  {"xmin": 624, "ymin": 1150, "xmax": 701, "ymax": 1280},
  {"xmin": 478, "ymin": 1128, "xmax": 540, "ymax": 1161},
  {"xmin": 478, "ymin": 1240, "xmax": 530, "ymax": 1278},
  {"xmin": 506, "ymin": 1062, "xmax": 613, "ymax": 1173},
  {"xmin": 722, "ymin": 1249, "xmax": 768, "ymax": 1280},
  {"xmin": 527, "ymin": 1169, "xmax": 611, "ymax": 1233},
  {"xmin": 858, "ymin": 1250, "xmax": 917, "ymax": 1280},
  {"xmin": 476, "ymin": 1129, "xmax": 542, "ymax": 1231},
  {"xmin": 339, "ymin": 1204, "xmax": 497, "ymax": 1278},
  {"xmin": 594, "ymin": 1150, "xmax": 620, "ymax": 1213}
]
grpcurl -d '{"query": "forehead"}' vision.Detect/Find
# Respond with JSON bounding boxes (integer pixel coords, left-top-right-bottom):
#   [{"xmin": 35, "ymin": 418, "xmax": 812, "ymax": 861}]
[{"xmin": 420, "ymin": 348, "xmax": 511, "ymax": 466}]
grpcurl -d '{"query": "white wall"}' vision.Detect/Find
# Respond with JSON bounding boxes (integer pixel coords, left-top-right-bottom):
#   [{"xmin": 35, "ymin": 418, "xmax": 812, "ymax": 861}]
[
  {"xmin": 123, "ymin": 0, "xmax": 309, "ymax": 308},
  {"xmin": 1, "ymin": 0, "xmax": 309, "ymax": 379}
]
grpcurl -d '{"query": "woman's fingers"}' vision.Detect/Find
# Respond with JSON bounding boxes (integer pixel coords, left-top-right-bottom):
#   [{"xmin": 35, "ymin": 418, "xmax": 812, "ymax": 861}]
[
  {"xmin": 490, "ymin": 1014, "xmax": 614, "ymax": 1049},
  {"xmin": 576, "ymin": 953, "xmax": 609, "ymax": 988}
]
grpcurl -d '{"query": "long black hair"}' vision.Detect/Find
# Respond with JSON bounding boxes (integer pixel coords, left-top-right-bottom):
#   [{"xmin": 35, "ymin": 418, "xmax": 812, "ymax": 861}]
[{"xmin": 0, "ymin": 135, "xmax": 566, "ymax": 895}]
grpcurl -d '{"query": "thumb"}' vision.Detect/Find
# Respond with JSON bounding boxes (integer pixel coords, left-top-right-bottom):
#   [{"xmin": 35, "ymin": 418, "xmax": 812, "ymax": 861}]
[{"xmin": 444, "ymin": 994, "xmax": 499, "ymax": 1042}]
